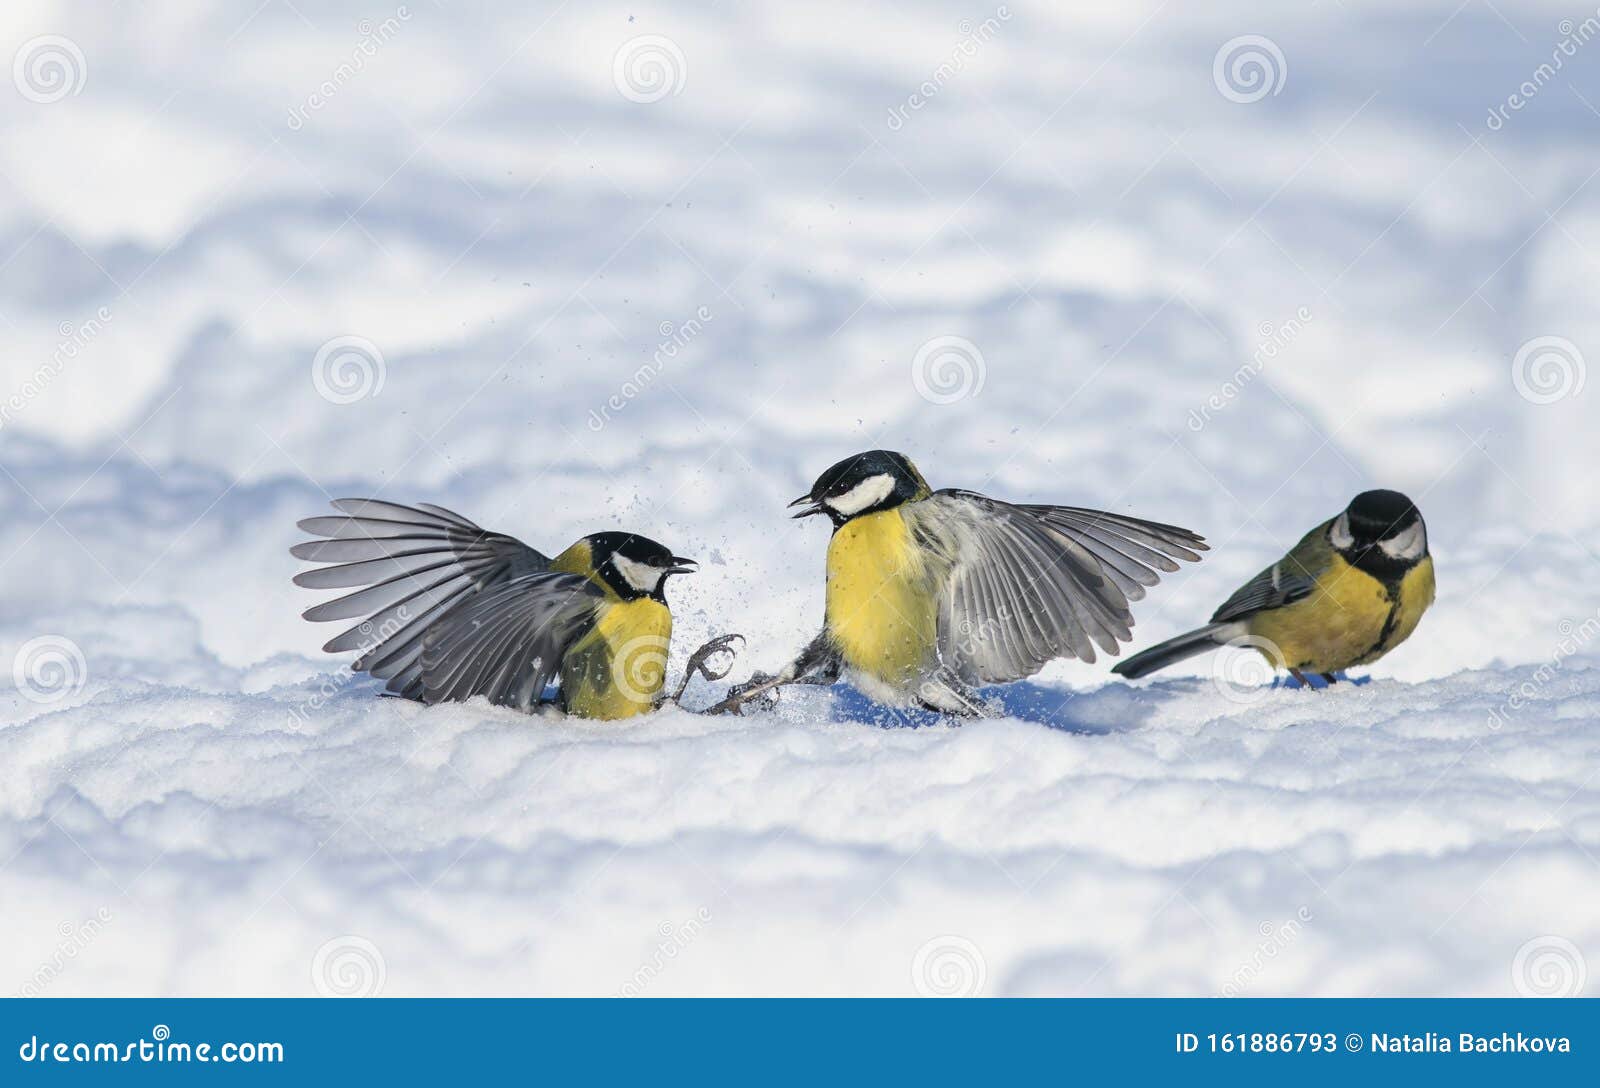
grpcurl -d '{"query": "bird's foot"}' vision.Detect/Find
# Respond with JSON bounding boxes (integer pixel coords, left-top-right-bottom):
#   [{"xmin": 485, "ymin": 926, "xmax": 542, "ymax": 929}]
[
  {"xmin": 1283, "ymin": 668, "xmax": 1334, "ymax": 691},
  {"xmin": 669, "ymin": 634, "xmax": 746, "ymax": 703},
  {"xmin": 702, "ymin": 670, "xmax": 786, "ymax": 716}
]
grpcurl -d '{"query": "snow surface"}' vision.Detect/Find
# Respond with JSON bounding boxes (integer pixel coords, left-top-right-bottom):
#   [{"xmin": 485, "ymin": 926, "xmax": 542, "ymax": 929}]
[{"xmin": 2, "ymin": 0, "xmax": 1598, "ymax": 996}]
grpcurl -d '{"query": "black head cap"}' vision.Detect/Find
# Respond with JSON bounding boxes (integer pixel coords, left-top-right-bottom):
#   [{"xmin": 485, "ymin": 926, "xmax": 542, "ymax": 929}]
[
  {"xmin": 788, "ymin": 450, "xmax": 931, "ymax": 528},
  {"xmin": 1331, "ymin": 489, "xmax": 1428, "ymax": 582},
  {"xmin": 1344, "ymin": 489, "xmax": 1420, "ymax": 542},
  {"xmin": 585, "ymin": 532, "xmax": 695, "ymax": 601}
]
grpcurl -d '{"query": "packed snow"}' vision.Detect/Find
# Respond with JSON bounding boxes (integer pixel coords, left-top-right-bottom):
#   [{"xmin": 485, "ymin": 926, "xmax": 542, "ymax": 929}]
[{"xmin": 1, "ymin": 0, "xmax": 1597, "ymax": 996}]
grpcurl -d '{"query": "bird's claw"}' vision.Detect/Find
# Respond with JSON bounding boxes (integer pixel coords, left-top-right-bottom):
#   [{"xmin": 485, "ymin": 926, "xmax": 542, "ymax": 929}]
[
  {"xmin": 685, "ymin": 633, "xmax": 745, "ymax": 683},
  {"xmin": 702, "ymin": 670, "xmax": 783, "ymax": 715},
  {"xmin": 668, "ymin": 634, "xmax": 746, "ymax": 705}
]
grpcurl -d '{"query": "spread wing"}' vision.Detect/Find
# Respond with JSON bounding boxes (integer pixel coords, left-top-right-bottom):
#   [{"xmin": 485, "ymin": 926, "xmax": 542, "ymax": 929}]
[
  {"xmin": 1016, "ymin": 504, "xmax": 1208, "ymax": 601},
  {"xmin": 1209, "ymin": 525, "xmax": 1329, "ymax": 623},
  {"xmin": 906, "ymin": 490, "xmax": 1207, "ymax": 682},
  {"xmin": 292, "ymin": 498, "xmax": 556, "ymax": 697},
  {"xmin": 415, "ymin": 573, "xmax": 602, "ymax": 709}
]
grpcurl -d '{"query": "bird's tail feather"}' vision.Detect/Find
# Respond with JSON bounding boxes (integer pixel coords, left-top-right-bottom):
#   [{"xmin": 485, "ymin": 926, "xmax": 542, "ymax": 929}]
[{"xmin": 1111, "ymin": 622, "xmax": 1238, "ymax": 679}]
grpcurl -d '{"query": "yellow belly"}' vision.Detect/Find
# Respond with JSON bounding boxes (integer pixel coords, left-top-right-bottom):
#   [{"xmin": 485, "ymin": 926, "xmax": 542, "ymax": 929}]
[
  {"xmin": 1249, "ymin": 555, "xmax": 1435, "ymax": 673},
  {"xmin": 561, "ymin": 597, "xmax": 672, "ymax": 720},
  {"xmin": 825, "ymin": 508, "xmax": 937, "ymax": 688}
]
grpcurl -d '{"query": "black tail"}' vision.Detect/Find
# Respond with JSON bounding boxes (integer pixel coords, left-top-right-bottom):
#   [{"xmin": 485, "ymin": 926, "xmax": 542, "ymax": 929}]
[{"xmin": 1111, "ymin": 623, "xmax": 1234, "ymax": 679}]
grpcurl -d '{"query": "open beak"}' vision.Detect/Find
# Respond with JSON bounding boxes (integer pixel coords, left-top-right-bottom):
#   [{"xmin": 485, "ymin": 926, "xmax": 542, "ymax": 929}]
[
  {"xmin": 665, "ymin": 556, "xmax": 697, "ymax": 577},
  {"xmin": 788, "ymin": 493, "xmax": 824, "ymax": 519}
]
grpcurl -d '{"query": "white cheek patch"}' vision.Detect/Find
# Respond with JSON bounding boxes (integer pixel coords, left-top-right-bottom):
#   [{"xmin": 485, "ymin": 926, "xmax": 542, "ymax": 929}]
[
  {"xmin": 1329, "ymin": 512, "xmax": 1354, "ymax": 549},
  {"xmin": 824, "ymin": 474, "xmax": 895, "ymax": 517},
  {"xmin": 611, "ymin": 553, "xmax": 663, "ymax": 594},
  {"xmin": 1379, "ymin": 520, "xmax": 1427, "ymax": 560}
]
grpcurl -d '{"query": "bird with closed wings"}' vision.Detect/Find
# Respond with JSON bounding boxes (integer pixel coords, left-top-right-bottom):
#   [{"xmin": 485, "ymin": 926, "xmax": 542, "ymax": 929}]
[{"xmin": 1112, "ymin": 489, "xmax": 1434, "ymax": 686}]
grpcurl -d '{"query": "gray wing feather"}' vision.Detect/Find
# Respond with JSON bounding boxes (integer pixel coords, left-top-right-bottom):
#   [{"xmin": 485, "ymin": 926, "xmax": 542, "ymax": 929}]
[
  {"xmin": 1209, "ymin": 560, "xmax": 1319, "ymax": 623},
  {"xmin": 1018, "ymin": 505, "xmax": 1208, "ymax": 601},
  {"xmin": 912, "ymin": 490, "xmax": 1203, "ymax": 682},
  {"xmin": 418, "ymin": 573, "xmax": 601, "ymax": 709},
  {"xmin": 292, "ymin": 498, "xmax": 555, "ymax": 699}
]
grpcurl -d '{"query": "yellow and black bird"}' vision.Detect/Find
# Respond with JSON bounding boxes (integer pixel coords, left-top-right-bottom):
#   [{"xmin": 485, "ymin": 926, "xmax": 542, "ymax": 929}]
[
  {"xmin": 292, "ymin": 499, "xmax": 737, "ymax": 719},
  {"xmin": 718, "ymin": 450, "xmax": 1207, "ymax": 715},
  {"xmin": 1112, "ymin": 489, "xmax": 1435, "ymax": 685}
]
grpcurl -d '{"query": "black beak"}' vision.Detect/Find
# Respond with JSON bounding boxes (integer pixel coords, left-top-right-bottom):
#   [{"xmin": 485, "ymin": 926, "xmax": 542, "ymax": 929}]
[
  {"xmin": 665, "ymin": 556, "xmax": 697, "ymax": 576},
  {"xmin": 789, "ymin": 493, "xmax": 824, "ymax": 519}
]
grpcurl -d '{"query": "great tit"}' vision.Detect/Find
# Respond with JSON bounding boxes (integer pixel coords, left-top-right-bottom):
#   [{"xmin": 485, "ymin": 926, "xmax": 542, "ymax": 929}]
[
  {"xmin": 292, "ymin": 498, "xmax": 738, "ymax": 719},
  {"xmin": 716, "ymin": 450, "xmax": 1207, "ymax": 715},
  {"xmin": 1111, "ymin": 489, "xmax": 1435, "ymax": 685}
]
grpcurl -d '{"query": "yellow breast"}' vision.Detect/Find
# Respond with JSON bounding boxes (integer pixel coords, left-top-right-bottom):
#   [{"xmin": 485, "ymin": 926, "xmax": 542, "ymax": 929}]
[
  {"xmin": 1248, "ymin": 554, "xmax": 1435, "ymax": 674},
  {"xmin": 561, "ymin": 597, "xmax": 672, "ymax": 720},
  {"xmin": 825, "ymin": 508, "xmax": 937, "ymax": 687}
]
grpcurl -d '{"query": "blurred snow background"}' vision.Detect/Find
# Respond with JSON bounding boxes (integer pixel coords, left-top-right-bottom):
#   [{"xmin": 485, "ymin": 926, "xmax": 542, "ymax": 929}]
[{"xmin": 1, "ymin": 0, "xmax": 1597, "ymax": 996}]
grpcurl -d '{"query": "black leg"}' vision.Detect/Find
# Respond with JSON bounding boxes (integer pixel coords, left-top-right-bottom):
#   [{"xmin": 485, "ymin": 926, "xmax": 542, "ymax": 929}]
[
  {"xmin": 668, "ymin": 634, "xmax": 745, "ymax": 703},
  {"xmin": 703, "ymin": 632, "xmax": 837, "ymax": 715}
]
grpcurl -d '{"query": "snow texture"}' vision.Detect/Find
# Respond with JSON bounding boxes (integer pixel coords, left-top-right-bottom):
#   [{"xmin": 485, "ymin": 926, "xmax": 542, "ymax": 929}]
[{"xmin": 1, "ymin": 0, "xmax": 1598, "ymax": 996}]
